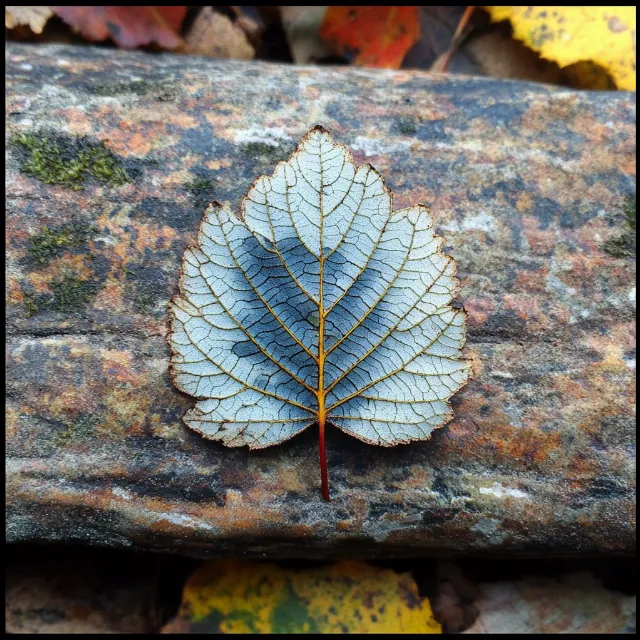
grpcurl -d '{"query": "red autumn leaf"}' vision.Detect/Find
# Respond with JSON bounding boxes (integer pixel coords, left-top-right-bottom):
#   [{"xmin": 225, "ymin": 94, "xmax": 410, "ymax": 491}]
[
  {"xmin": 319, "ymin": 6, "xmax": 420, "ymax": 69},
  {"xmin": 53, "ymin": 6, "xmax": 187, "ymax": 50}
]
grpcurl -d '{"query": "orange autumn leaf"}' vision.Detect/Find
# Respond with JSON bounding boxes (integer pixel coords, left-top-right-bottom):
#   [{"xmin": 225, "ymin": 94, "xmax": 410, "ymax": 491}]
[
  {"xmin": 53, "ymin": 6, "xmax": 187, "ymax": 50},
  {"xmin": 320, "ymin": 6, "xmax": 420, "ymax": 69}
]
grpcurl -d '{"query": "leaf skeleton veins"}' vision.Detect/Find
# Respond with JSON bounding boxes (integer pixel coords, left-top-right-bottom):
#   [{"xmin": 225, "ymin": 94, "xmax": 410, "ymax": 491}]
[{"xmin": 169, "ymin": 126, "xmax": 470, "ymax": 500}]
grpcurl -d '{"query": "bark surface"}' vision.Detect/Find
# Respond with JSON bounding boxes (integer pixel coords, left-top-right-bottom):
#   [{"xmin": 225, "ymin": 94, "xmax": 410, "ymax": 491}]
[{"xmin": 6, "ymin": 44, "xmax": 636, "ymax": 556}]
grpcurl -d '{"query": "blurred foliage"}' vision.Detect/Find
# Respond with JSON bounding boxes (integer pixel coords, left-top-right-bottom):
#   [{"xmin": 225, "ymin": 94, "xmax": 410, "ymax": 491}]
[
  {"xmin": 54, "ymin": 6, "xmax": 186, "ymax": 49},
  {"xmin": 5, "ymin": 7, "xmax": 635, "ymax": 90},
  {"xmin": 319, "ymin": 6, "xmax": 420, "ymax": 69}
]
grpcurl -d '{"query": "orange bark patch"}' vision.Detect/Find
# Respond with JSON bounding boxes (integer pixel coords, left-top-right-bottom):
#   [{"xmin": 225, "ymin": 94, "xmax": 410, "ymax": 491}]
[
  {"xmin": 503, "ymin": 294, "xmax": 551, "ymax": 330},
  {"xmin": 464, "ymin": 296, "xmax": 497, "ymax": 325},
  {"xmin": 522, "ymin": 216, "xmax": 556, "ymax": 255}
]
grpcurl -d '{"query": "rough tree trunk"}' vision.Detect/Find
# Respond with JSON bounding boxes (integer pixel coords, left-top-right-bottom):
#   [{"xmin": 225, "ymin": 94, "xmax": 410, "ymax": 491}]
[{"xmin": 6, "ymin": 44, "xmax": 636, "ymax": 557}]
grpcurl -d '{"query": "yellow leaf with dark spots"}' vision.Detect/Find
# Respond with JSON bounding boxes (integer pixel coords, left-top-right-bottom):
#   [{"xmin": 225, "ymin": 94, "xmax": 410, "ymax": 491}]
[
  {"xmin": 485, "ymin": 6, "xmax": 636, "ymax": 90},
  {"xmin": 162, "ymin": 560, "xmax": 442, "ymax": 634}
]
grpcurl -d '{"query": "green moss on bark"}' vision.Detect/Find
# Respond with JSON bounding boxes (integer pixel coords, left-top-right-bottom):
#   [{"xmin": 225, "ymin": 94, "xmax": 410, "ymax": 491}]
[
  {"xmin": 48, "ymin": 274, "xmax": 101, "ymax": 312},
  {"xmin": 21, "ymin": 272, "xmax": 101, "ymax": 316},
  {"xmin": 28, "ymin": 219, "xmax": 98, "ymax": 266},
  {"xmin": 11, "ymin": 133, "xmax": 130, "ymax": 190}
]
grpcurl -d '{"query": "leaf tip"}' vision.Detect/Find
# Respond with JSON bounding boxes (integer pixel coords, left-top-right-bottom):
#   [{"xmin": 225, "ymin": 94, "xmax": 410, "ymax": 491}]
[{"xmin": 310, "ymin": 124, "xmax": 331, "ymax": 135}]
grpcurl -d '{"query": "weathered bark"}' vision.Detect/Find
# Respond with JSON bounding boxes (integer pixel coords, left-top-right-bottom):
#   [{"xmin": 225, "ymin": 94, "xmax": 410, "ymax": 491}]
[{"xmin": 6, "ymin": 44, "xmax": 636, "ymax": 557}]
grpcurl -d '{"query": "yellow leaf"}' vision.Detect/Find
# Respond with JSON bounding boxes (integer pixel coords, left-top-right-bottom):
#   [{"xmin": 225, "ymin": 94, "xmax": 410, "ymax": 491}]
[
  {"xmin": 484, "ymin": 6, "xmax": 636, "ymax": 90},
  {"xmin": 163, "ymin": 560, "xmax": 442, "ymax": 634}
]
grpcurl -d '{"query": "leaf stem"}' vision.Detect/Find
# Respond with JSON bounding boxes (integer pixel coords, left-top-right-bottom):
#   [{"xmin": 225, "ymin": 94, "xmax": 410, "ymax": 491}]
[
  {"xmin": 432, "ymin": 6, "xmax": 475, "ymax": 73},
  {"xmin": 318, "ymin": 414, "xmax": 329, "ymax": 501}
]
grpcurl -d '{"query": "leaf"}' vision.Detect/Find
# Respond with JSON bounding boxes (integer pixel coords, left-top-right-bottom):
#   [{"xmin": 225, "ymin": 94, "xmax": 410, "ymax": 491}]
[
  {"xmin": 484, "ymin": 6, "xmax": 636, "ymax": 90},
  {"xmin": 5, "ymin": 6, "xmax": 53, "ymax": 34},
  {"xmin": 168, "ymin": 126, "xmax": 470, "ymax": 500},
  {"xmin": 53, "ymin": 6, "xmax": 187, "ymax": 50},
  {"xmin": 162, "ymin": 560, "xmax": 442, "ymax": 634},
  {"xmin": 183, "ymin": 7, "xmax": 254, "ymax": 60},
  {"xmin": 319, "ymin": 6, "xmax": 421, "ymax": 69}
]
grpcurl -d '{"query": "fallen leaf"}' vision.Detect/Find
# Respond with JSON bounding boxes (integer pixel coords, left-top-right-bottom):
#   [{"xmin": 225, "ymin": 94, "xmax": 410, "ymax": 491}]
[
  {"xmin": 162, "ymin": 560, "xmax": 442, "ymax": 634},
  {"xmin": 183, "ymin": 7, "xmax": 254, "ymax": 60},
  {"xmin": 53, "ymin": 6, "xmax": 187, "ymax": 50},
  {"xmin": 5, "ymin": 6, "xmax": 53, "ymax": 33},
  {"xmin": 484, "ymin": 6, "xmax": 636, "ymax": 90},
  {"xmin": 168, "ymin": 127, "xmax": 470, "ymax": 500},
  {"xmin": 319, "ymin": 6, "xmax": 420, "ymax": 68}
]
